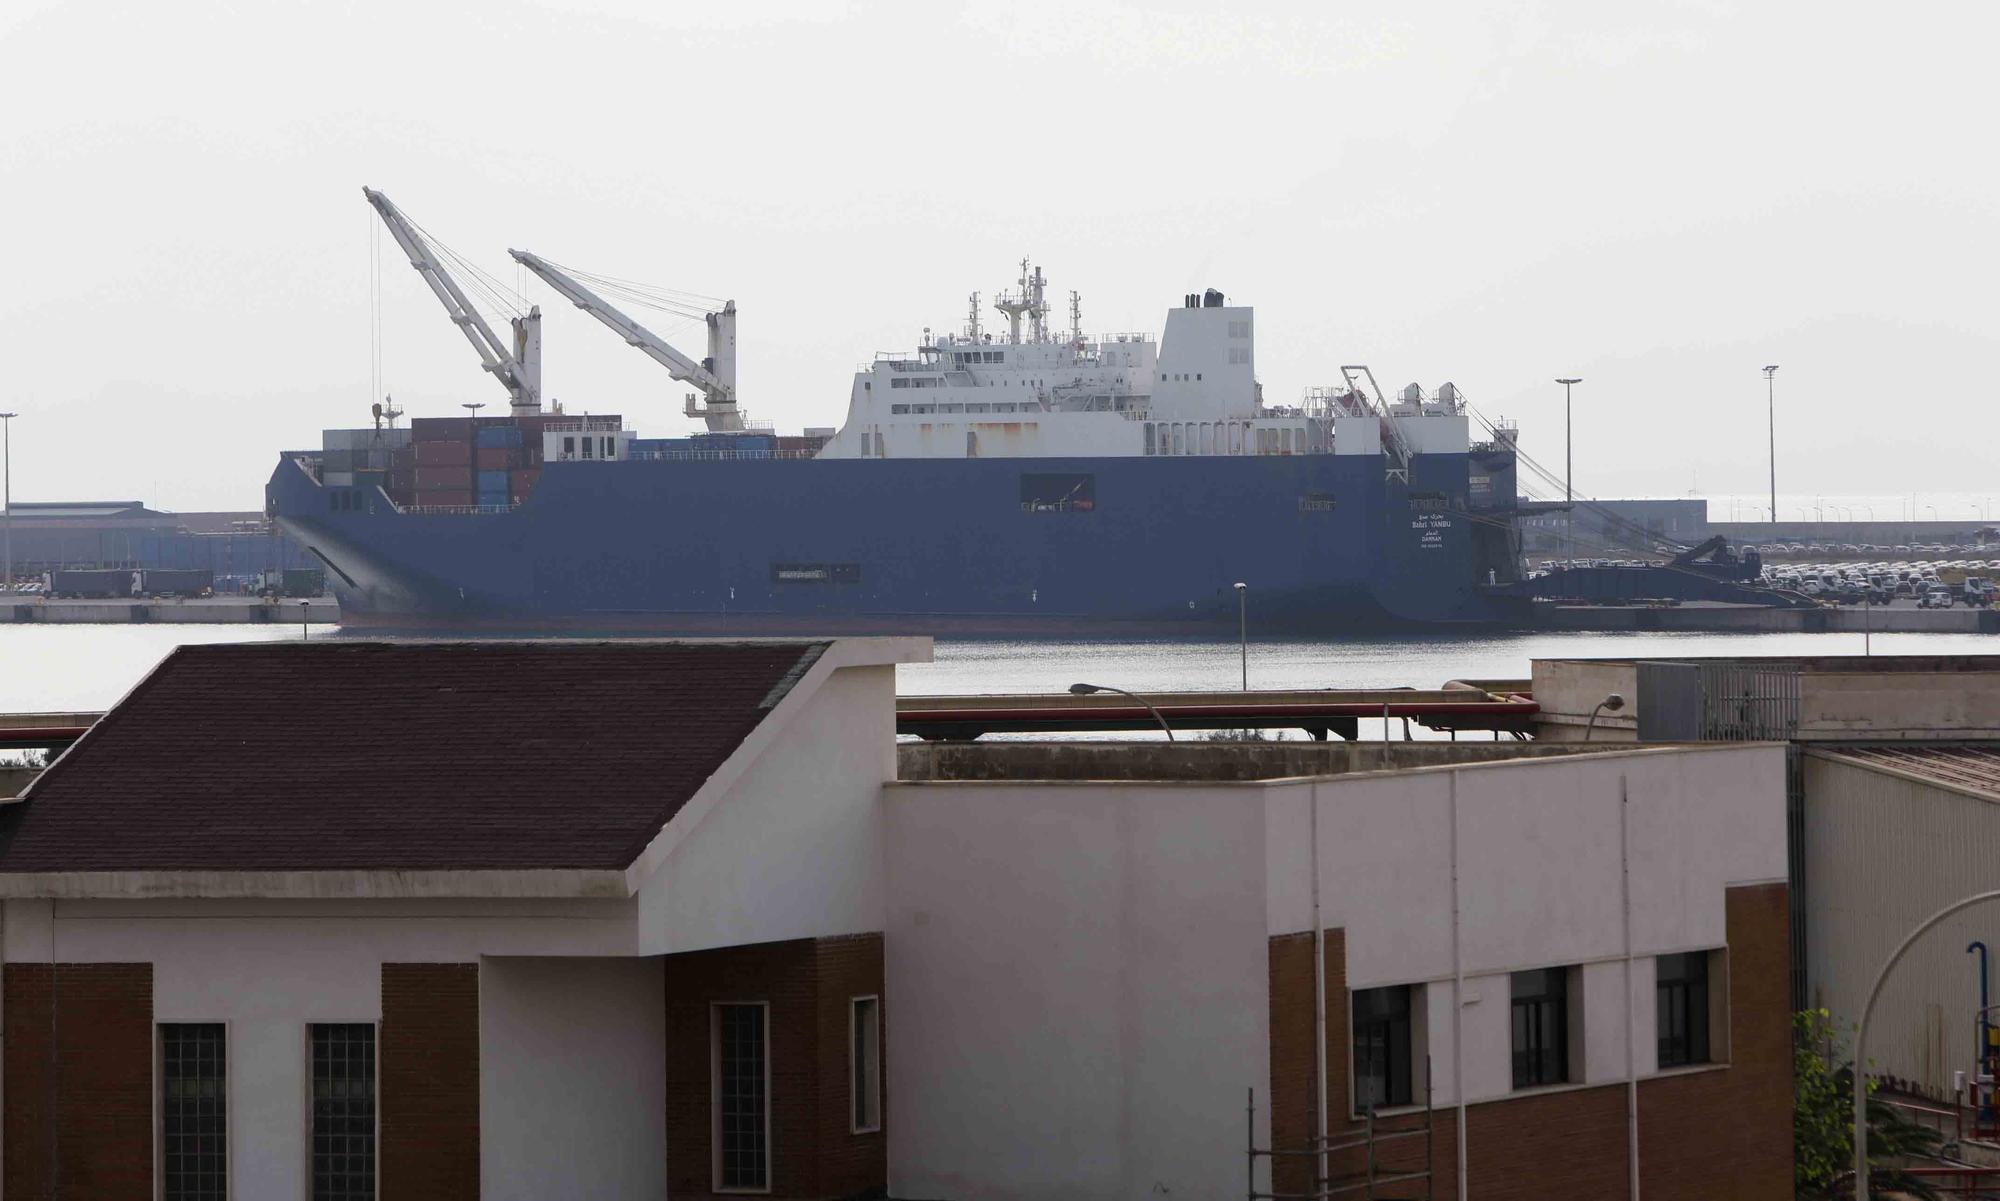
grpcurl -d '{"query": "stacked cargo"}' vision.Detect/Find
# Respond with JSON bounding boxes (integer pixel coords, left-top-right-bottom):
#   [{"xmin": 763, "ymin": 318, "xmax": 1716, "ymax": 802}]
[
  {"xmin": 321, "ymin": 428, "xmax": 413, "ymax": 489},
  {"xmin": 411, "ymin": 417, "xmax": 475, "ymax": 507}
]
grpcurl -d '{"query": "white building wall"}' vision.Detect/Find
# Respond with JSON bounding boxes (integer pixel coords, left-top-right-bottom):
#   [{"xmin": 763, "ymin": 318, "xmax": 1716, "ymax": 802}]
[
  {"xmin": 1268, "ymin": 747, "xmax": 1783, "ymax": 1106},
  {"xmin": 480, "ymin": 956, "xmax": 665, "ymax": 1200},
  {"xmin": 881, "ymin": 782, "xmax": 1270, "ymax": 1201},
  {"xmin": 1803, "ymin": 753, "xmax": 2000, "ymax": 1096},
  {"xmin": 2, "ymin": 896, "xmax": 635, "ymax": 1201},
  {"xmin": 635, "ymin": 663, "xmax": 897, "ymax": 955}
]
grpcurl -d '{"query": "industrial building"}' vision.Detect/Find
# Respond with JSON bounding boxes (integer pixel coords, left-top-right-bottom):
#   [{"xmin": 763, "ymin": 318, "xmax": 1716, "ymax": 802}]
[
  {"xmin": 1, "ymin": 500, "xmax": 310, "ymax": 586},
  {"xmin": 0, "ymin": 639, "xmax": 1791, "ymax": 1199},
  {"xmin": 1532, "ymin": 652, "xmax": 2000, "ymax": 1104}
]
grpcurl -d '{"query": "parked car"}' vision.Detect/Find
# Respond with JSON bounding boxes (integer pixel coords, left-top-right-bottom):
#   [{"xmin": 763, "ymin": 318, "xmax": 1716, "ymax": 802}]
[{"xmin": 1920, "ymin": 588, "xmax": 1955, "ymax": 609}]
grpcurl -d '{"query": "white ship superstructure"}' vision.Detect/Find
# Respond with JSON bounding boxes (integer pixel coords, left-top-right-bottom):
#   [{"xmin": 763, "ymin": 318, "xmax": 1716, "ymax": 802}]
[{"xmin": 820, "ymin": 261, "xmax": 1473, "ymax": 464}]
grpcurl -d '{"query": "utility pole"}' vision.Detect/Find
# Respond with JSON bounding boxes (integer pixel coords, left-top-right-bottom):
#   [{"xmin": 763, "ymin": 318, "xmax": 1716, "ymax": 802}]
[
  {"xmin": 1556, "ymin": 379, "xmax": 1581, "ymax": 561},
  {"xmin": 0, "ymin": 412, "xmax": 15, "ymax": 591},
  {"xmin": 1763, "ymin": 366, "xmax": 1779, "ymax": 524},
  {"xmin": 1234, "ymin": 582, "xmax": 1248, "ymax": 691}
]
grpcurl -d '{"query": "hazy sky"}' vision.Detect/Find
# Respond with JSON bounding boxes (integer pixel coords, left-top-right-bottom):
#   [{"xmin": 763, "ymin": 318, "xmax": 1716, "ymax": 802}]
[{"xmin": 3, "ymin": 0, "xmax": 1994, "ymax": 511}]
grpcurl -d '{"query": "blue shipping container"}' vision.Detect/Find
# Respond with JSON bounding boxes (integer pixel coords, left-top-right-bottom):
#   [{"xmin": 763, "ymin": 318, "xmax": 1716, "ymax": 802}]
[
  {"xmin": 478, "ymin": 493, "xmax": 510, "ymax": 509},
  {"xmin": 476, "ymin": 425, "xmax": 525, "ymax": 450},
  {"xmin": 477, "ymin": 470, "xmax": 509, "ymax": 490}
]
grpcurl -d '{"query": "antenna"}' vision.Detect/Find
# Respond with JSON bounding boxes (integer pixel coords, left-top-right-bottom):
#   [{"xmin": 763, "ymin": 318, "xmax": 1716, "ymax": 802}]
[
  {"xmin": 967, "ymin": 292, "xmax": 982, "ymax": 342},
  {"xmin": 1069, "ymin": 289, "xmax": 1083, "ymax": 348}
]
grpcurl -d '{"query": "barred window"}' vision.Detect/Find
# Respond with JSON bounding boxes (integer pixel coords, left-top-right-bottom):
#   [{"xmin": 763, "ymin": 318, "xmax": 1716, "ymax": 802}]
[
  {"xmin": 161, "ymin": 1024, "xmax": 227, "ymax": 1201},
  {"xmin": 714, "ymin": 1003, "xmax": 770, "ymax": 1191},
  {"xmin": 1510, "ymin": 967, "xmax": 1571, "ymax": 1088},
  {"xmin": 1657, "ymin": 952, "xmax": 1712, "ymax": 1068},
  {"xmin": 310, "ymin": 1023, "xmax": 377, "ymax": 1201}
]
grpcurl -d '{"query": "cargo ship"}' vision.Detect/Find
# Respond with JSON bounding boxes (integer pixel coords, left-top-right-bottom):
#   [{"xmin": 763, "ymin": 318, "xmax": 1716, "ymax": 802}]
[{"xmin": 266, "ymin": 193, "xmax": 1523, "ymax": 633}]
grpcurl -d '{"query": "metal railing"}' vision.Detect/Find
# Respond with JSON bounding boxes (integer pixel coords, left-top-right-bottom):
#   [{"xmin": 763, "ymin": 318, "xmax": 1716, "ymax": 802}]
[
  {"xmin": 398, "ymin": 504, "xmax": 516, "ymax": 515},
  {"xmin": 1246, "ymin": 1061, "xmax": 1435, "ymax": 1201}
]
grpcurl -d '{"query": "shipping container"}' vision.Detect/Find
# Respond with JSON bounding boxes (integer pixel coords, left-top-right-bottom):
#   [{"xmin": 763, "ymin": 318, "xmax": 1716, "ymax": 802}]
[
  {"xmin": 476, "ymin": 447, "xmax": 519, "ymax": 471},
  {"xmin": 281, "ymin": 568, "xmax": 326, "ymax": 597},
  {"xmin": 476, "ymin": 470, "xmax": 510, "ymax": 491},
  {"xmin": 323, "ymin": 448, "xmax": 357, "ymax": 472},
  {"xmin": 46, "ymin": 568, "xmax": 135, "ymax": 598},
  {"xmin": 416, "ymin": 440, "xmax": 472, "ymax": 467},
  {"xmin": 416, "ymin": 465, "xmax": 473, "ymax": 491},
  {"xmin": 477, "ymin": 492, "xmax": 511, "ymax": 509},
  {"xmin": 476, "ymin": 424, "xmax": 525, "ymax": 450},
  {"xmin": 412, "ymin": 417, "xmax": 475, "ymax": 441},
  {"xmin": 413, "ymin": 489, "xmax": 473, "ymax": 508},
  {"xmin": 137, "ymin": 568, "xmax": 213, "ymax": 597}
]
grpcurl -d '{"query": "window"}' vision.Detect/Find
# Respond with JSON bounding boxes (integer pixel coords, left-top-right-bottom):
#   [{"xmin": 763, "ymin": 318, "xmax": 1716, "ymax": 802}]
[
  {"xmin": 161, "ymin": 1024, "xmax": 227, "ymax": 1201},
  {"xmin": 310, "ymin": 1023, "xmax": 376, "ymax": 1201},
  {"xmin": 1511, "ymin": 968, "xmax": 1570, "ymax": 1088},
  {"xmin": 851, "ymin": 997, "xmax": 882, "ymax": 1133},
  {"xmin": 1143, "ymin": 423, "xmax": 1155, "ymax": 456},
  {"xmin": 1657, "ymin": 952, "xmax": 1712, "ymax": 1068},
  {"xmin": 714, "ymin": 1003, "xmax": 770, "ymax": 1192},
  {"xmin": 563, "ymin": 436, "xmax": 575, "ymax": 456},
  {"xmin": 580, "ymin": 437, "xmax": 593, "ymax": 460},
  {"xmin": 1229, "ymin": 347, "xmax": 1251, "ymax": 365},
  {"xmin": 1351, "ymin": 986, "xmax": 1412, "ymax": 1112},
  {"xmin": 1228, "ymin": 320, "xmax": 1250, "ymax": 337}
]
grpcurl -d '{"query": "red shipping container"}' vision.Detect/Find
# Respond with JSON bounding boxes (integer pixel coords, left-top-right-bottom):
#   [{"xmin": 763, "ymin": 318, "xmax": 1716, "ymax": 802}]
[
  {"xmin": 412, "ymin": 416, "xmax": 474, "ymax": 441},
  {"xmin": 413, "ymin": 489, "xmax": 473, "ymax": 507},
  {"xmin": 509, "ymin": 468, "xmax": 541, "ymax": 498},
  {"xmin": 416, "ymin": 465, "xmax": 471, "ymax": 491},
  {"xmin": 476, "ymin": 447, "xmax": 519, "ymax": 471},
  {"xmin": 416, "ymin": 440, "xmax": 472, "ymax": 467}
]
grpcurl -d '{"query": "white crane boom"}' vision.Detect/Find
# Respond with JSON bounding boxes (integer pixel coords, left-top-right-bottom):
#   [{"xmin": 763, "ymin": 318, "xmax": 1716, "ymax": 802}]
[
  {"xmin": 363, "ymin": 187, "xmax": 542, "ymax": 417},
  {"xmin": 508, "ymin": 248, "xmax": 742, "ymax": 431}
]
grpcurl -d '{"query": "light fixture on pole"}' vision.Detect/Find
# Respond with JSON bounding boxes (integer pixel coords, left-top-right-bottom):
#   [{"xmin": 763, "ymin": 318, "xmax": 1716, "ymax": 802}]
[
  {"xmin": 1556, "ymin": 379, "xmax": 1581, "ymax": 561},
  {"xmin": 1069, "ymin": 682, "xmax": 1175, "ymax": 741},
  {"xmin": 0, "ymin": 412, "xmax": 14, "ymax": 592},
  {"xmin": 1583, "ymin": 692, "xmax": 1625, "ymax": 742},
  {"xmin": 1233, "ymin": 582, "xmax": 1248, "ymax": 692},
  {"xmin": 1763, "ymin": 366, "xmax": 1779, "ymax": 525}
]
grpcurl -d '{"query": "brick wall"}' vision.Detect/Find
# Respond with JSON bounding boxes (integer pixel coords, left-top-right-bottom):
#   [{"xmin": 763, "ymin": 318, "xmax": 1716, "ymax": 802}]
[
  {"xmin": 1267, "ymin": 883, "xmax": 1793, "ymax": 1198},
  {"xmin": 3, "ymin": 962, "xmax": 154, "ymax": 1201},
  {"xmin": 381, "ymin": 962, "xmax": 480, "ymax": 1201},
  {"xmin": 664, "ymin": 933, "xmax": 886, "ymax": 1200}
]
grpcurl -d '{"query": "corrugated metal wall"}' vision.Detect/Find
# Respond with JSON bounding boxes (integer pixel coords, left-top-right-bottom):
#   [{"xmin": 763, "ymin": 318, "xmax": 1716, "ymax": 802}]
[{"xmin": 1804, "ymin": 753, "xmax": 2000, "ymax": 1097}]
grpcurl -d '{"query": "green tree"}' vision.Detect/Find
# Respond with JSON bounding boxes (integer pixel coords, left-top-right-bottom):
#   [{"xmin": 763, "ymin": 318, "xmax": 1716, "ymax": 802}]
[{"xmin": 1794, "ymin": 1008, "xmax": 1945, "ymax": 1200}]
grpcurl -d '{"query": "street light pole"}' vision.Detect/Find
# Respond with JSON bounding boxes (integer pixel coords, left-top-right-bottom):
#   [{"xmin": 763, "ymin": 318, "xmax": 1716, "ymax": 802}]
[
  {"xmin": 0, "ymin": 412, "xmax": 15, "ymax": 591},
  {"xmin": 1069, "ymin": 682, "xmax": 1176, "ymax": 741},
  {"xmin": 1233, "ymin": 582, "xmax": 1248, "ymax": 691},
  {"xmin": 1556, "ymin": 379, "xmax": 1581, "ymax": 561},
  {"xmin": 1763, "ymin": 366, "xmax": 1779, "ymax": 524}
]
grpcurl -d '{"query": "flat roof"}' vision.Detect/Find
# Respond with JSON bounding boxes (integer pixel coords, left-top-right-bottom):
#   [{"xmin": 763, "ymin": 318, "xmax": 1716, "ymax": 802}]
[{"xmin": 1811, "ymin": 745, "xmax": 2000, "ymax": 801}]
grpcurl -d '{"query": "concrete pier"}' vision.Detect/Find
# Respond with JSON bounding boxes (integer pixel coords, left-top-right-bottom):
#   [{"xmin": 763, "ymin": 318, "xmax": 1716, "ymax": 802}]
[{"xmin": 0, "ymin": 597, "xmax": 336, "ymax": 624}]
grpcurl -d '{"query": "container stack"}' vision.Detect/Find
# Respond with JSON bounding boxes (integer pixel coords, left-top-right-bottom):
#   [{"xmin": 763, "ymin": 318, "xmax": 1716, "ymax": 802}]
[
  {"xmin": 413, "ymin": 418, "xmax": 474, "ymax": 507},
  {"xmin": 321, "ymin": 428, "xmax": 413, "ymax": 490}
]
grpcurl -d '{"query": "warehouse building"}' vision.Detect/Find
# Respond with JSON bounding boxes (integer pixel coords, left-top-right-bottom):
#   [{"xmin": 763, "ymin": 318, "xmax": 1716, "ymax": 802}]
[{"xmin": 0, "ymin": 639, "xmax": 1791, "ymax": 1199}]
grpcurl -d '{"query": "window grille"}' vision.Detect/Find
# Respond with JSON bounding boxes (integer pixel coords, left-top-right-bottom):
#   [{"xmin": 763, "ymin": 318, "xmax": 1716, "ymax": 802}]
[
  {"xmin": 1656, "ymin": 952, "xmax": 1712, "ymax": 1067},
  {"xmin": 1351, "ymin": 985, "xmax": 1413, "ymax": 1111},
  {"xmin": 161, "ymin": 1024, "xmax": 227, "ymax": 1201},
  {"xmin": 715, "ymin": 1003, "xmax": 769, "ymax": 1190},
  {"xmin": 310, "ymin": 1023, "xmax": 376, "ymax": 1201},
  {"xmin": 1510, "ymin": 968, "xmax": 1570, "ymax": 1088}
]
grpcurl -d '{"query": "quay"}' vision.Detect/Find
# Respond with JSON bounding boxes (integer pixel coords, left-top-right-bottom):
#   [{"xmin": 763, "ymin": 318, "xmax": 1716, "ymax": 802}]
[
  {"xmin": 0, "ymin": 596, "xmax": 335, "ymax": 624},
  {"xmin": 1532, "ymin": 601, "xmax": 2000, "ymax": 633}
]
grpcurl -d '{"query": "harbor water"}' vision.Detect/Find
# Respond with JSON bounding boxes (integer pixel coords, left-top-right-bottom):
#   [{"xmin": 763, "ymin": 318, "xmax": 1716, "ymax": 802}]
[{"xmin": 2, "ymin": 624, "xmax": 1995, "ymax": 717}]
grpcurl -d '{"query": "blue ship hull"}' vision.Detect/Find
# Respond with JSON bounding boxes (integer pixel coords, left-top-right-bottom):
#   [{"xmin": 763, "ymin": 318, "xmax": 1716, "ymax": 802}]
[{"xmin": 267, "ymin": 452, "xmax": 1513, "ymax": 633}]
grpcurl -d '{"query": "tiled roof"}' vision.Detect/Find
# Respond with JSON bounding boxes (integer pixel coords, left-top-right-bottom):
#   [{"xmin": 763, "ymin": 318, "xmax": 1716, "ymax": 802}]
[
  {"xmin": 0, "ymin": 640, "xmax": 828, "ymax": 874},
  {"xmin": 1819, "ymin": 744, "xmax": 2000, "ymax": 799}
]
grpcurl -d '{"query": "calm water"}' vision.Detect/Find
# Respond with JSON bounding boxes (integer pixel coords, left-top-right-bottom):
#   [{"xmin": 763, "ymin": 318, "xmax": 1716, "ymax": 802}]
[{"xmin": 2, "ymin": 623, "xmax": 1996, "ymax": 714}]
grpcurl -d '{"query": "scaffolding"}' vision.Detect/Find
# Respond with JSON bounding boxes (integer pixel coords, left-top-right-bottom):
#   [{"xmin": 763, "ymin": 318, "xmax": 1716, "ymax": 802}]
[{"xmin": 1246, "ymin": 1059, "xmax": 1436, "ymax": 1201}]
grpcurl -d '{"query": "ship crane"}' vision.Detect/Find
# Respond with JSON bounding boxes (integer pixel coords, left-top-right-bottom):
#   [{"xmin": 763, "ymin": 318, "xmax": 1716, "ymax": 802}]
[
  {"xmin": 361, "ymin": 187, "xmax": 542, "ymax": 417},
  {"xmin": 508, "ymin": 249, "xmax": 743, "ymax": 432}
]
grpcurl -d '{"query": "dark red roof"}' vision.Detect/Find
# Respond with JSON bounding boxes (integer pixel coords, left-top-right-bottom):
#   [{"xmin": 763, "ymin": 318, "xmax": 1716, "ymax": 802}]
[{"xmin": 0, "ymin": 640, "xmax": 828, "ymax": 874}]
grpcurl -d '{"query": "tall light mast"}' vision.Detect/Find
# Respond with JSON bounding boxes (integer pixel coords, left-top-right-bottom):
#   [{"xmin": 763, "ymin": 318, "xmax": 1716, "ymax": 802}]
[
  {"xmin": 510, "ymin": 249, "xmax": 744, "ymax": 432},
  {"xmin": 362, "ymin": 187, "xmax": 542, "ymax": 417}
]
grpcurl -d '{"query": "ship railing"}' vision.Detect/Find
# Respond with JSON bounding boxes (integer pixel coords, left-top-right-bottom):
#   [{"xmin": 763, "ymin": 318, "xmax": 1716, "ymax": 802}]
[
  {"xmin": 540, "ymin": 418, "xmax": 627, "ymax": 433},
  {"xmin": 625, "ymin": 449, "xmax": 821, "ymax": 462},
  {"xmin": 399, "ymin": 504, "xmax": 517, "ymax": 515}
]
